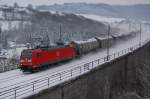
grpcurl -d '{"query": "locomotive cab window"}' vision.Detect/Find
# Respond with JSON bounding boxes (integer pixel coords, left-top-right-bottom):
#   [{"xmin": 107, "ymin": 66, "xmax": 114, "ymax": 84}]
[{"xmin": 21, "ymin": 51, "xmax": 32, "ymax": 58}]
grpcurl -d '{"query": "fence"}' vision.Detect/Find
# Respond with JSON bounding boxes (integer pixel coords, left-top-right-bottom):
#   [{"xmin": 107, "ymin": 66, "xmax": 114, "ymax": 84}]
[{"xmin": 0, "ymin": 43, "xmax": 145, "ymax": 99}]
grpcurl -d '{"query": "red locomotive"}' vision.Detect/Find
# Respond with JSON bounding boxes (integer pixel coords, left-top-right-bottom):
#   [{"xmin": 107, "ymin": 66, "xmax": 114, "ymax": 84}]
[{"xmin": 20, "ymin": 45, "xmax": 76, "ymax": 72}]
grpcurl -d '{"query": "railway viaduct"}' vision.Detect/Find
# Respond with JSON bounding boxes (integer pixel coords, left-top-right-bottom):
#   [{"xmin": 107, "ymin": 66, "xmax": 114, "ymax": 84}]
[{"xmin": 26, "ymin": 42, "xmax": 150, "ymax": 99}]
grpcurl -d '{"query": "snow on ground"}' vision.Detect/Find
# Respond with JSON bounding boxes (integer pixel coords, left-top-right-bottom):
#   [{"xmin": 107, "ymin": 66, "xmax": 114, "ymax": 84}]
[
  {"xmin": 38, "ymin": 10, "xmax": 66, "ymax": 16},
  {"xmin": 78, "ymin": 14, "xmax": 125, "ymax": 23},
  {"xmin": 0, "ymin": 20, "xmax": 30, "ymax": 31},
  {"xmin": 0, "ymin": 23, "xmax": 149, "ymax": 98},
  {"xmin": 0, "ymin": 42, "xmax": 27, "ymax": 59},
  {"xmin": 0, "ymin": 20, "xmax": 19, "ymax": 30}
]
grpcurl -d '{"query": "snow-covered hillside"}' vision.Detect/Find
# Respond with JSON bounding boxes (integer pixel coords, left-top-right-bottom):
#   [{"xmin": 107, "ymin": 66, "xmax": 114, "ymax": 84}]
[
  {"xmin": 78, "ymin": 14, "xmax": 141, "ymax": 35},
  {"xmin": 78, "ymin": 14, "xmax": 125, "ymax": 23}
]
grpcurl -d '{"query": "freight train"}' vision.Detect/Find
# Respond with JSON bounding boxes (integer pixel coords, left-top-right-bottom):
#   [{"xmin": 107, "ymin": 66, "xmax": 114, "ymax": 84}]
[{"xmin": 19, "ymin": 31, "xmax": 137, "ymax": 72}]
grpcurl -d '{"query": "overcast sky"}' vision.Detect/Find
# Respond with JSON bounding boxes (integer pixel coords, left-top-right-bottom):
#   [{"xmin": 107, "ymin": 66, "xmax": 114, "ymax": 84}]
[{"xmin": 0, "ymin": 0, "xmax": 150, "ymax": 7}]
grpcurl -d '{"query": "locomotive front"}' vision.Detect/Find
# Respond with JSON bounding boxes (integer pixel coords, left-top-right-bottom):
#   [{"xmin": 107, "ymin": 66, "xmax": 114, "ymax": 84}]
[{"xmin": 19, "ymin": 50, "xmax": 35, "ymax": 72}]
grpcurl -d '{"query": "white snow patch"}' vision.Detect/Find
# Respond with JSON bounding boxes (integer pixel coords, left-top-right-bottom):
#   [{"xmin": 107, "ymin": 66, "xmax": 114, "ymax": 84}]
[
  {"xmin": 0, "ymin": 42, "xmax": 27, "ymax": 59},
  {"xmin": 78, "ymin": 14, "xmax": 125, "ymax": 23}
]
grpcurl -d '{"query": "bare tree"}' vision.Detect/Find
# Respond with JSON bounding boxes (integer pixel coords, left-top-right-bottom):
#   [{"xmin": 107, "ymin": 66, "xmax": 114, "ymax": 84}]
[
  {"xmin": 14, "ymin": 2, "xmax": 19, "ymax": 8},
  {"xmin": 27, "ymin": 4, "xmax": 33, "ymax": 10}
]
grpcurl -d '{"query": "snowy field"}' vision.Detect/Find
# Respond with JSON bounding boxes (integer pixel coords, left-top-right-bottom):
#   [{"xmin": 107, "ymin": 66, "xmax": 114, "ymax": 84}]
[
  {"xmin": 0, "ymin": 23, "xmax": 149, "ymax": 98},
  {"xmin": 78, "ymin": 14, "xmax": 125, "ymax": 23}
]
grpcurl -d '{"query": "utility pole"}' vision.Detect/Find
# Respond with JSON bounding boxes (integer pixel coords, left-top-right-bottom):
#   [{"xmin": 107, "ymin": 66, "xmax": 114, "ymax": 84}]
[
  {"xmin": 56, "ymin": 24, "xmax": 64, "ymax": 45},
  {"xmin": 129, "ymin": 22, "xmax": 131, "ymax": 31},
  {"xmin": 107, "ymin": 24, "xmax": 110, "ymax": 61},
  {"xmin": 46, "ymin": 30, "xmax": 50, "ymax": 46},
  {"xmin": 0, "ymin": 26, "xmax": 1, "ymax": 51},
  {"xmin": 59, "ymin": 24, "xmax": 62, "ymax": 42},
  {"xmin": 29, "ymin": 32, "xmax": 32, "ymax": 48},
  {"xmin": 0, "ymin": 26, "xmax": 1, "ymax": 42},
  {"xmin": 139, "ymin": 23, "xmax": 142, "ymax": 47}
]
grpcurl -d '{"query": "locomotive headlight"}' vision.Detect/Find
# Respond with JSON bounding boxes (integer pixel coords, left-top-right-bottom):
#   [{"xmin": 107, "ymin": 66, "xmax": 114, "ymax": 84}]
[
  {"xmin": 28, "ymin": 59, "xmax": 32, "ymax": 62},
  {"xmin": 21, "ymin": 60, "xmax": 24, "ymax": 62}
]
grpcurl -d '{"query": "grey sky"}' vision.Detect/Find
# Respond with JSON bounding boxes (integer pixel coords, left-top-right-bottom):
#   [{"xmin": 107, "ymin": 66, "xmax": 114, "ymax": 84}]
[{"xmin": 0, "ymin": 0, "xmax": 150, "ymax": 6}]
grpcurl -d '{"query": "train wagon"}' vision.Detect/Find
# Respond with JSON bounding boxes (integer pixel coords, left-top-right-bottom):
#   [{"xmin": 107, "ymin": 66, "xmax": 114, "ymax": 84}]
[
  {"xmin": 112, "ymin": 31, "xmax": 137, "ymax": 42},
  {"xmin": 69, "ymin": 38, "xmax": 99, "ymax": 55},
  {"xmin": 19, "ymin": 45, "xmax": 76, "ymax": 72},
  {"xmin": 95, "ymin": 36, "xmax": 114, "ymax": 49}
]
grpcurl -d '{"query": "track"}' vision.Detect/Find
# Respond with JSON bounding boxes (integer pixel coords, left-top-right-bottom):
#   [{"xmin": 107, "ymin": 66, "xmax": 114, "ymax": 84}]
[{"xmin": 0, "ymin": 39, "xmax": 139, "ymax": 89}]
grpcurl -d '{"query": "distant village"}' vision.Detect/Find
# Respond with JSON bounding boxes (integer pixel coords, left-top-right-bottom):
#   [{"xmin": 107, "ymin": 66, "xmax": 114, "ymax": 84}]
[{"xmin": 0, "ymin": 3, "xmax": 35, "ymax": 21}]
